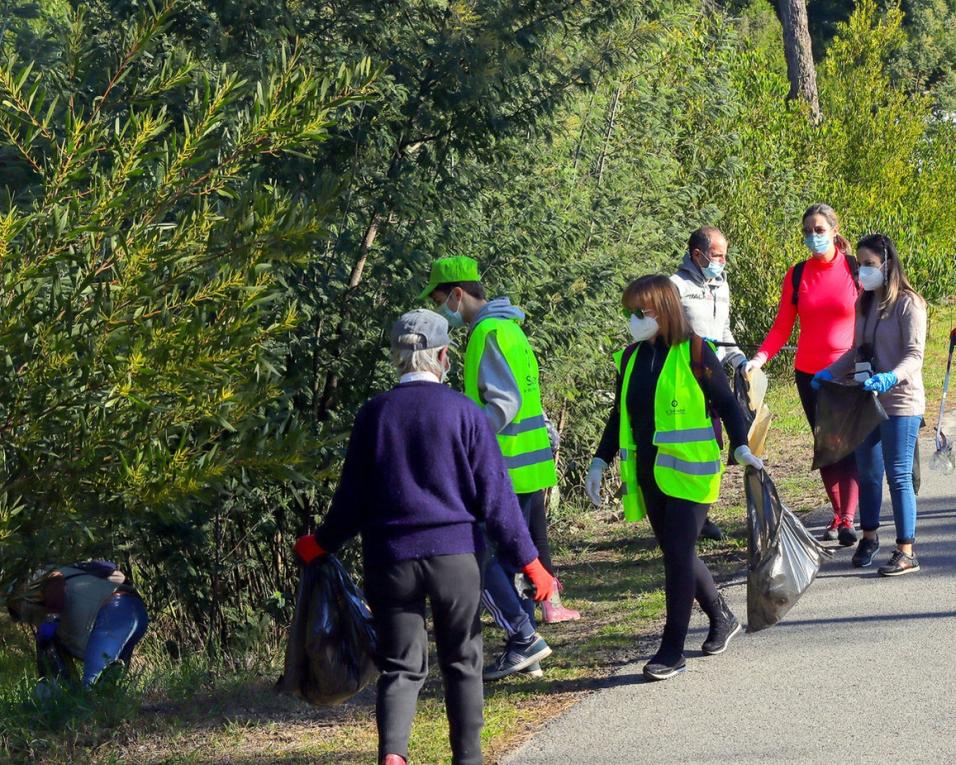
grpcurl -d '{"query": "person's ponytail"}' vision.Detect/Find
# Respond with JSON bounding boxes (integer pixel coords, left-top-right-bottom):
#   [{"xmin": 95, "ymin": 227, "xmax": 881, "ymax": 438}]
[{"xmin": 834, "ymin": 233, "xmax": 852, "ymax": 255}]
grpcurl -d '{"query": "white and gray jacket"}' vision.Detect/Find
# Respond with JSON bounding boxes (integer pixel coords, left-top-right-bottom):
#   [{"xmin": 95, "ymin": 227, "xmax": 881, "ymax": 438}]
[{"xmin": 670, "ymin": 252, "xmax": 745, "ymax": 369}]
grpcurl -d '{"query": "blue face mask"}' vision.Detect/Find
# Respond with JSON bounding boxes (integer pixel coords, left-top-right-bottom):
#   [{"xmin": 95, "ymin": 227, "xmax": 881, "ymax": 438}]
[
  {"xmin": 804, "ymin": 232, "xmax": 832, "ymax": 255},
  {"xmin": 437, "ymin": 293, "xmax": 465, "ymax": 328},
  {"xmin": 702, "ymin": 260, "xmax": 724, "ymax": 280}
]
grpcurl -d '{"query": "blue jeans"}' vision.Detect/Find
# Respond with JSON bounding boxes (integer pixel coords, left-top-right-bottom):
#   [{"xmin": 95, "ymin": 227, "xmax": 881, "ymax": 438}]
[
  {"xmin": 854, "ymin": 415, "xmax": 921, "ymax": 545},
  {"xmin": 81, "ymin": 593, "xmax": 149, "ymax": 687}
]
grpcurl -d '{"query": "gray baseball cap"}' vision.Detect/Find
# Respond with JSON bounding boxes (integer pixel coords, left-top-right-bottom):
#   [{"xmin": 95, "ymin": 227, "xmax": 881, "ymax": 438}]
[{"xmin": 390, "ymin": 309, "xmax": 451, "ymax": 351}]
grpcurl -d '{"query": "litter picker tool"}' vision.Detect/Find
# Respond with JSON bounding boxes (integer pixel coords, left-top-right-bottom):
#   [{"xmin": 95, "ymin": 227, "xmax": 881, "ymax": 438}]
[{"xmin": 930, "ymin": 328, "xmax": 956, "ymax": 475}]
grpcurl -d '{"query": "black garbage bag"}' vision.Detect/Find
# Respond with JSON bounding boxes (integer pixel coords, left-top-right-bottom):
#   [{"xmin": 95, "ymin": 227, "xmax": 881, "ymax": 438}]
[
  {"xmin": 812, "ymin": 379, "xmax": 888, "ymax": 470},
  {"xmin": 277, "ymin": 555, "xmax": 378, "ymax": 706},
  {"xmin": 746, "ymin": 466, "xmax": 832, "ymax": 632}
]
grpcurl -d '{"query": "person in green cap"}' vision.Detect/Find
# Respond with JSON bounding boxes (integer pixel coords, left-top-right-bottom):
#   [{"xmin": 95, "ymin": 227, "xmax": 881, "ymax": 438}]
[{"xmin": 420, "ymin": 256, "xmax": 578, "ymax": 680}]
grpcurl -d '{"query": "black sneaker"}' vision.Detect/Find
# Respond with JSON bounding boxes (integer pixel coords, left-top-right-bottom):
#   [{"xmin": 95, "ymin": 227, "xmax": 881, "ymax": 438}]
[
  {"xmin": 642, "ymin": 655, "xmax": 686, "ymax": 681},
  {"xmin": 878, "ymin": 550, "xmax": 920, "ymax": 577},
  {"xmin": 699, "ymin": 517, "xmax": 724, "ymax": 542},
  {"xmin": 702, "ymin": 596, "xmax": 742, "ymax": 655},
  {"xmin": 851, "ymin": 535, "xmax": 880, "ymax": 568},
  {"xmin": 483, "ymin": 635, "xmax": 552, "ymax": 681},
  {"xmin": 520, "ymin": 661, "xmax": 543, "ymax": 678},
  {"xmin": 837, "ymin": 522, "xmax": 858, "ymax": 547}
]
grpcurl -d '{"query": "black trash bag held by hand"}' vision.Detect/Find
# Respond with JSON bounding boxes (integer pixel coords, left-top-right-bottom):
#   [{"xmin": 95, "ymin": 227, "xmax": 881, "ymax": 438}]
[
  {"xmin": 746, "ymin": 467, "xmax": 832, "ymax": 632},
  {"xmin": 812, "ymin": 380, "xmax": 888, "ymax": 470},
  {"xmin": 277, "ymin": 555, "xmax": 378, "ymax": 706}
]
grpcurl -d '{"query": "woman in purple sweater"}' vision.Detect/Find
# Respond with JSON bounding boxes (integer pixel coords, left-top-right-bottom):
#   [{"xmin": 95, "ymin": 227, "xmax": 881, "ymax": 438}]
[
  {"xmin": 814, "ymin": 234, "xmax": 927, "ymax": 575},
  {"xmin": 294, "ymin": 309, "xmax": 554, "ymax": 765}
]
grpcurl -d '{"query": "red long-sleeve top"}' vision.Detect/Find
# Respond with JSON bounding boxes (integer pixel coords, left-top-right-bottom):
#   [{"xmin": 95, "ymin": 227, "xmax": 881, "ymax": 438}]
[{"xmin": 757, "ymin": 248, "xmax": 860, "ymax": 374}]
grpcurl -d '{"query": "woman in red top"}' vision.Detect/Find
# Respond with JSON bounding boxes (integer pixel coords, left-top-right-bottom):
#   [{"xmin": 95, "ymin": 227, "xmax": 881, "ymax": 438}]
[{"xmin": 745, "ymin": 203, "xmax": 861, "ymax": 544}]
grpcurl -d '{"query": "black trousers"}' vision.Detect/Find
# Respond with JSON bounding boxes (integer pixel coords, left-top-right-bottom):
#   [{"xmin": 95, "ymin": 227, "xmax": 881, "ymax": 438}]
[
  {"xmin": 364, "ymin": 553, "xmax": 484, "ymax": 765},
  {"xmin": 640, "ymin": 475, "xmax": 721, "ymax": 661}
]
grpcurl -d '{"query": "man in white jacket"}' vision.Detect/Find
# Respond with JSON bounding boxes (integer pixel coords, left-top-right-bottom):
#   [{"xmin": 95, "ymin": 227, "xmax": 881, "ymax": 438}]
[
  {"xmin": 671, "ymin": 227, "xmax": 746, "ymax": 541},
  {"xmin": 670, "ymin": 227, "xmax": 745, "ymax": 370}
]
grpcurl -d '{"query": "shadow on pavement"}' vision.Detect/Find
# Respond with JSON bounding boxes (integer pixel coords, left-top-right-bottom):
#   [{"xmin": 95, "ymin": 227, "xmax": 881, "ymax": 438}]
[{"xmin": 773, "ymin": 609, "xmax": 956, "ymax": 628}]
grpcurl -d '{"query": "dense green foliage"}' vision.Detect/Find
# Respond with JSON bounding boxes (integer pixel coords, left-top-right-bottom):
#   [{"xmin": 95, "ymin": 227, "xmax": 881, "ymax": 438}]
[{"xmin": 1, "ymin": 0, "xmax": 954, "ymax": 660}]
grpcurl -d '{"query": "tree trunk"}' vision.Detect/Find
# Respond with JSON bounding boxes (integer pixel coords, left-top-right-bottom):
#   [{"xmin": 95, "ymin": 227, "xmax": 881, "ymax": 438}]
[
  {"xmin": 778, "ymin": 0, "xmax": 821, "ymax": 123},
  {"xmin": 594, "ymin": 85, "xmax": 621, "ymax": 190},
  {"xmin": 314, "ymin": 210, "xmax": 383, "ymax": 422},
  {"xmin": 582, "ymin": 84, "xmax": 623, "ymax": 255}
]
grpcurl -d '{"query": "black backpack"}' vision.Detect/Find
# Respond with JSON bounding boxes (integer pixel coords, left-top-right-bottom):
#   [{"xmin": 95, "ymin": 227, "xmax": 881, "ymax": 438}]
[{"xmin": 791, "ymin": 254, "xmax": 860, "ymax": 307}]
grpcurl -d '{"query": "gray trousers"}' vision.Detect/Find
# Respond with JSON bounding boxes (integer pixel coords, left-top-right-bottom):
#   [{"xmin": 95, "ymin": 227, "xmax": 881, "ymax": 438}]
[{"xmin": 364, "ymin": 553, "xmax": 484, "ymax": 765}]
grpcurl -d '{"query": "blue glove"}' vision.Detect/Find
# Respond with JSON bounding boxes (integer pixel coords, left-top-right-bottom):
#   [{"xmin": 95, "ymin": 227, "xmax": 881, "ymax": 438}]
[
  {"xmin": 810, "ymin": 369, "xmax": 833, "ymax": 391},
  {"xmin": 36, "ymin": 618, "xmax": 59, "ymax": 647},
  {"xmin": 862, "ymin": 371, "xmax": 898, "ymax": 394}
]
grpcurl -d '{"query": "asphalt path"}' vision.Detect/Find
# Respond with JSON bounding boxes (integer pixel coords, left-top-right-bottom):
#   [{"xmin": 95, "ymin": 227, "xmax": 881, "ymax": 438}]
[{"xmin": 504, "ymin": 423, "xmax": 956, "ymax": 765}]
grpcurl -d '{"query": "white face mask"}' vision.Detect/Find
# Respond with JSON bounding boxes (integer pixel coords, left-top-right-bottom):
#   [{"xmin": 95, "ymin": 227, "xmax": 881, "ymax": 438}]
[
  {"xmin": 628, "ymin": 314, "xmax": 659, "ymax": 342},
  {"xmin": 859, "ymin": 264, "xmax": 884, "ymax": 291},
  {"xmin": 439, "ymin": 353, "xmax": 451, "ymax": 383}
]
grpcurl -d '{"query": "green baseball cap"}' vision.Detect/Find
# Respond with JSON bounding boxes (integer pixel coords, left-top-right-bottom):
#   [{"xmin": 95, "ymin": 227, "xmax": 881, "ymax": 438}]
[{"xmin": 418, "ymin": 256, "xmax": 480, "ymax": 300}]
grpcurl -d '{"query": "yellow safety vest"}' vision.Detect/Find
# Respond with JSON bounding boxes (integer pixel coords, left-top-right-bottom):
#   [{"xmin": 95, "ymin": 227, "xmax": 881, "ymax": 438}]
[
  {"xmin": 464, "ymin": 317, "xmax": 557, "ymax": 493},
  {"xmin": 614, "ymin": 340, "xmax": 723, "ymax": 521}
]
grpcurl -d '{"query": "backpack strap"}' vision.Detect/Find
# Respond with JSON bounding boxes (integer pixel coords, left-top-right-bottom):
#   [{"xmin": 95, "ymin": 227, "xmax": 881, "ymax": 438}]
[
  {"xmin": 690, "ymin": 334, "xmax": 707, "ymax": 383},
  {"xmin": 792, "ymin": 255, "xmax": 860, "ymax": 307},
  {"xmin": 689, "ymin": 334, "xmax": 715, "ymax": 394},
  {"xmin": 689, "ymin": 334, "xmax": 723, "ymax": 445},
  {"xmin": 790, "ymin": 260, "xmax": 807, "ymax": 307}
]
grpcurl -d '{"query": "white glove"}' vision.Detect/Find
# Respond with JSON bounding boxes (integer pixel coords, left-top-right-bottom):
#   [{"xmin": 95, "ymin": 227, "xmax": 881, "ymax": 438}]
[
  {"xmin": 734, "ymin": 445, "xmax": 764, "ymax": 471},
  {"xmin": 744, "ymin": 353, "xmax": 767, "ymax": 377},
  {"xmin": 585, "ymin": 457, "xmax": 608, "ymax": 507}
]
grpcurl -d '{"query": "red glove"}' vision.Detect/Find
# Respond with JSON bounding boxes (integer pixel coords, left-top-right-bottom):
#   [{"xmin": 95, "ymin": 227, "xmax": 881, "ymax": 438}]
[
  {"xmin": 521, "ymin": 558, "xmax": 556, "ymax": 602},
  {"xmin": 293, "ymin": 535, "xmax": 327, "ymax": 565}
]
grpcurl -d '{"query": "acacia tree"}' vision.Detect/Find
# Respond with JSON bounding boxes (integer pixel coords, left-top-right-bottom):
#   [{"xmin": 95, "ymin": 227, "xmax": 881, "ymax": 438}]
[{"xmin": 0, "ymin": 1, "xmax": 373, "ymax": 645}]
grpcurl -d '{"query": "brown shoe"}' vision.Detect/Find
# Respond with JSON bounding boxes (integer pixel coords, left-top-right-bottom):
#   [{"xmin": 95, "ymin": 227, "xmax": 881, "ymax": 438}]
[{"xmin": 878, "ymin": 550, "xmax": 920, "ymax": 577}]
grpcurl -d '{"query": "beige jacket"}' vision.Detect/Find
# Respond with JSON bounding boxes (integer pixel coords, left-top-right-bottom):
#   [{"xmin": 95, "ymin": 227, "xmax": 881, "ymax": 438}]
[{"xmin": 827, "ymin": 290, "xmax": 926, "ymax": 417}]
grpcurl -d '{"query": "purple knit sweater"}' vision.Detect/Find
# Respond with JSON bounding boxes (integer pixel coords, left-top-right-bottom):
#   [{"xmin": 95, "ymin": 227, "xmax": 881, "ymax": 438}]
[{"xmin": 314, "ymin": 381, "xmax": 537, "ymax": 568}]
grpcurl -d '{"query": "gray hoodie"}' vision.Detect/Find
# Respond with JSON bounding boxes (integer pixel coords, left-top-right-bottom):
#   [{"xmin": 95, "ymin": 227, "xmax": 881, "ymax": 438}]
[
  {"xmin": 469, "ymin": 298, "xmax": 526, "ymax": 434},
  {"xmin": 670, "ymin": 251, "xmax": 744, "ymax": 369},
  {"xmin": 467, "ymin": 298, "xmax": 559, "ymax": 448}
]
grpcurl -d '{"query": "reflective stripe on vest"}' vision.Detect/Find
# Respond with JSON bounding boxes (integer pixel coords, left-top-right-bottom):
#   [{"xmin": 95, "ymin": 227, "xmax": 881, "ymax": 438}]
[
  {"xmin": 614, "ymin": 340, "xmax": 723, "ymax": 516},
  {"xmin": 656, "ymin": 453, "xmax": 723, "ymax": 476},
  {"xmin": 653, "ymin": 426, "xmax": 718, "ymax": 444},
  {"xmin": 652, "ymin": 341, "xmax": 723, "ymax": 503},
  {"xmin": 464, "ymin": 317, "xmax": 557, "ymax": 493}
]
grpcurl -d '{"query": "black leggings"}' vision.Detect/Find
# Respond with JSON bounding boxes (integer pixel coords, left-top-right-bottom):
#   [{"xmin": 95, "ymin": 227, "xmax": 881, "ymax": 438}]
[
  {"xmin": 526, "ymin": 491, "xmax": 554, "ymax": 574},
  {"xmin": 641, "ymin": 475, "xmax": 721, "ymax": 662}
]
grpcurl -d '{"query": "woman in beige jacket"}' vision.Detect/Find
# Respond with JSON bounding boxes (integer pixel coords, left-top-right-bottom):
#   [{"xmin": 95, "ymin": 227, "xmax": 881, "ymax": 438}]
[{"xmin": 813, "ymin": 233, "xmax": 927, "ymax": 576}]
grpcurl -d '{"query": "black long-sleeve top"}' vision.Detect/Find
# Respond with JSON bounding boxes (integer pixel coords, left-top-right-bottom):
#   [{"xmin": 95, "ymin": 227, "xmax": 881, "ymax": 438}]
[{"xmin": 595, "ymin": 336, "xmax": 750, "ymax": 482}]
